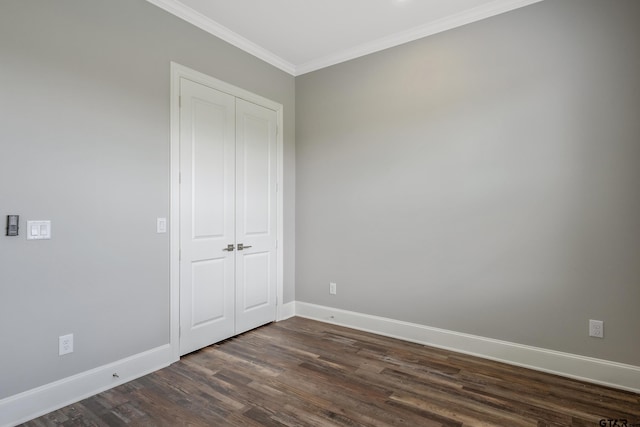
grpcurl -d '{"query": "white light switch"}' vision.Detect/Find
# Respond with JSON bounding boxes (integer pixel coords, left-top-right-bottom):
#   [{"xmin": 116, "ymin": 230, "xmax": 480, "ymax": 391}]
[
  {"xmin": 157, "ymin": 218, "xmax": 167, "ymax": 234},
  {"xmin": 26, "ymin": 221, "xmax": 51, "ymax": 240}
]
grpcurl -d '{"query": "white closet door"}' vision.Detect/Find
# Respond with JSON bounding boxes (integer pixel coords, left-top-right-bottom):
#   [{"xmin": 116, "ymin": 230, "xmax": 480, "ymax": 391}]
[
  {"xmin": 179, "ymin": 78, "xmax": 236, "ymax": 355},
  {"xmin": 234, "ymin": 98, "xmax": 278, "ymax": 334},
  {"xmin": 178, "ymin": 78, "xmax": 278, "ymax": 355}
]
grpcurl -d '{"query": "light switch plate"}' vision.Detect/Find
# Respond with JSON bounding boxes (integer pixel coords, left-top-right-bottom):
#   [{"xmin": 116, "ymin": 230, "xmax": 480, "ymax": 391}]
[
  {"xmin": 157, "ymin": 218, "xmax": 167, "ymax": 233},
  {"xmin": 26, "ymin": 220, "xmax": 51, "ymax": 240}
]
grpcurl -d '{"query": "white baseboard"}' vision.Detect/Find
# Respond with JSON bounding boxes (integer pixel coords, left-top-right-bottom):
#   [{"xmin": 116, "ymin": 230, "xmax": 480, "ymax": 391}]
[
  {"xmin": 0, "ymin": 345, "xmax": 173, "ymax": 427},
  {"xmin": 295, "ymin": 301, "xmax": 640, "ymax": 394},
  {"xmin": 277, "ymin": 301, "xmax": 296, "ymax": 321}
]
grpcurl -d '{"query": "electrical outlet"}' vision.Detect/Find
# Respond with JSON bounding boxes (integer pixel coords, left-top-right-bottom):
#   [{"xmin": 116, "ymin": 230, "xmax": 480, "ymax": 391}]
[
  {"xmin": 59, "ymin": 334, "xmax": 74, "ymax": 355},
  {"xmin": 589, "ymin": 320, "xmax": 604, "ymax": 338},
  {"xmin": 329, "ymin": 282, "xmax": 337, "ymax": 295}
]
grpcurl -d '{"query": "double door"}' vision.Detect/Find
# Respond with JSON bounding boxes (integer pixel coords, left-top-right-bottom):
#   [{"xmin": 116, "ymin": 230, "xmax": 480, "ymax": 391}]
[{"xmin": 179, "ymin": 77, "xmax": 277, "ymax": 356}]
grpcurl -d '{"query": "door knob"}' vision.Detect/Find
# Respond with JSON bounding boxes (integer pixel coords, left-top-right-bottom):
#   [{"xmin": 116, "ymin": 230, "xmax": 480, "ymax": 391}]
[
  {"xmin": 222, "ymin": 244, "xmax": 235, "ymax": 251},
  {"xmin": 237, "ymin": 243, "xmax": 252, "ymax": 251}
]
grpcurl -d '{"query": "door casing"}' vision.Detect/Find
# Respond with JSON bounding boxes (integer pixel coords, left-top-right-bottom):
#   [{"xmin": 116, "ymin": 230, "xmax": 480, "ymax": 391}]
[{"xmin": 169, "ymin": 62, "xmax": 284, "ymax": 362}]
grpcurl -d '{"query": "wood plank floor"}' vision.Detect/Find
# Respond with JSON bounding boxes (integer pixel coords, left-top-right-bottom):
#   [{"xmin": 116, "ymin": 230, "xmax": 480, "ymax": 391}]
[{"xmin": 21, "ymin": 317, "xmax": 640, "ymax": 427}]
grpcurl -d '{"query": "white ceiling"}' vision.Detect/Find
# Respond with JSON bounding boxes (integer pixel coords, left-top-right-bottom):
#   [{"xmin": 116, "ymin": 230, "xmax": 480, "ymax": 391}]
[{"xmin": 146, "ymin": 0, "xmax": 543, "ymax": 76}]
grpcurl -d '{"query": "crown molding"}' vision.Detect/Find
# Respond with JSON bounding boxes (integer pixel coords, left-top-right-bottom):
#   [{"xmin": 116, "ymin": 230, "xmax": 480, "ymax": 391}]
[
  {"xmin": 147, "ymin": 0, "xmax": 544, "ymax": 77},
  {"xmin": 145, "ymin": 0, "xmax": 296, "ymax": 75},
  {"xmin": 295, "ymin": 0, "xmax": 545, "ymax": 75}
]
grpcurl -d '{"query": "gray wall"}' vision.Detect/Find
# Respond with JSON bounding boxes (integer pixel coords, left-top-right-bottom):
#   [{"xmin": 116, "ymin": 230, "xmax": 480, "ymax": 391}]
[
  {"xmin": 0, "ymin": 0, "xmax": 295, "ymax": 399},
  {"xmin": 296, "ymin": 0, "xmax": 640, "ymax": 366}
]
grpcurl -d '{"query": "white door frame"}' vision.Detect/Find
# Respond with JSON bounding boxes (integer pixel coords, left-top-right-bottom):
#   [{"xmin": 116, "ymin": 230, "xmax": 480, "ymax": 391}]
[{"xmin": 169, "ymin": 62, "xmax": 284, "ymax": 362}]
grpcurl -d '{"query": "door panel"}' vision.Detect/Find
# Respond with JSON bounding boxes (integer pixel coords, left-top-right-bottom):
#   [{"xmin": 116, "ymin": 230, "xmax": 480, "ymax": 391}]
[
  {"xmin": 179, "ymin": 78, "xmax": 236, "ymax": 355},
  {"xmin": 240, "ymin": 252, "xmax": 271, "ymax": 310},
  {"xmin": 240, "ymin": 113, "xmax": 271, "ymax": 235},
  {"xmin": 235, "ymin": 99, "xmax": 277, "ymax": 334},
  {"xmin": 191, "ymin": 259, "xmax": 226, "ymax": 326},
  {"xmin": 192, "ymin": 100, "xmax": 228, "ymax": 238}
]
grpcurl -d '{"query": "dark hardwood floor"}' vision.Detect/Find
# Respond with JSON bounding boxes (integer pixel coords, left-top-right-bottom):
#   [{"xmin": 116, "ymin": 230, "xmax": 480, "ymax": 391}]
[{"xmin": 21, "ymin": 317, "xmax": 640, "ymax": 426}]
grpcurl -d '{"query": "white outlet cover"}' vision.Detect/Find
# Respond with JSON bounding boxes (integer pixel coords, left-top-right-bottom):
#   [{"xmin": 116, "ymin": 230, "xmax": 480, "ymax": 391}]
[
  {"xmin": 589, "ymin": 320, "xmax": 604, "ymax": 338},
  {"xmin": 59, "ymin": 334, "xmax": 74, "ymax": 355}
]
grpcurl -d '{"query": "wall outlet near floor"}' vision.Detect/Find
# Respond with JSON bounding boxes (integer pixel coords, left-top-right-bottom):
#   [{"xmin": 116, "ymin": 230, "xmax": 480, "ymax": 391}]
[
  {"xmin": 589, "ymin": 320, "xmax": 604, "ymax": 338},
  {"xmin": 329, "ymin": 282, "xmax": 337, "ymax": 295},
  {"xmin": 59, "ymin": 334, "xmax": 74, "ymax": 355}
]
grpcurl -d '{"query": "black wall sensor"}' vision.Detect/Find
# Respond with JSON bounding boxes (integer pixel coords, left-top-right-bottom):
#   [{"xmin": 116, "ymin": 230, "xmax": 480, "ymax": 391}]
[{"xmin": 6, "ymin": 215, "xmax": 19, "ymax": 236}]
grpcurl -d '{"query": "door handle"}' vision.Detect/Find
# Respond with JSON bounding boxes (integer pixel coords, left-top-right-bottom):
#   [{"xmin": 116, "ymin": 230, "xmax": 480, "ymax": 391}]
[
  {"xmin": 222, "ymin": 244, "xmax": 235, "ymax": 252},
  {"xmin": 237, "ymin": 243, "xmax": 252, "ymax": 251}
]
